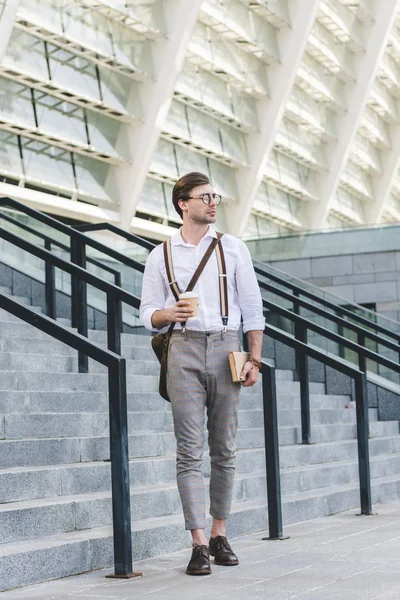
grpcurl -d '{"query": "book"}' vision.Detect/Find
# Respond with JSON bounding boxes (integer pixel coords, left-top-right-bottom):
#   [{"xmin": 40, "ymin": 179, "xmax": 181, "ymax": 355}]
[{"xmin": 228, "ymin": 351, "xmax": 250, "ymax": 382}]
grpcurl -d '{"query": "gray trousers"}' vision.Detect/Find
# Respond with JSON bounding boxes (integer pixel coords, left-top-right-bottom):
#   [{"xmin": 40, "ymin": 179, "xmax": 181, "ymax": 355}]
[{"xmin": 167, "ymin": 329, "xmax": 241, "ymax": 530}]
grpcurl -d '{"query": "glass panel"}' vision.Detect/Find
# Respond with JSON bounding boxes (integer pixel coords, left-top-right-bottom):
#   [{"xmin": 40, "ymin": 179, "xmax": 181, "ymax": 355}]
[
  {"xmin": 174, "ymin": 144, "xmax": 208, "ymax": 176},
  {"xmin": 164, "ymin": 100, "xmax": 190, "ymax": 139},
  {"xmin": 0, "ymin": 78, "xmax": 35, "ymax": 128},
  {"xmin": 2, "ymin": 30, "xmax": 48, "ymax": 80},
  {"xmin": 137, "ymin": 177, "xmax": 167, "ymax": 217},
  {"xmin": 208, "ymin": 160, "xmax": 237, "ymax": 199},
  {"xmin": 62, "ymin": 4, "xmax": 114, "ymax": 57},
  {"xmin": 35, "ymin": 95, "xmax": 88, "ymax": 146},
  {"xmin": 220, "ymin": 125, "xmax": 248, "ymax": 163},
  {"xmin": 149, "ymin": 139, "xmax": 178, "ymax": 180},
  {"xmin": 0, "ymin": 132, "xmax": 23, "ymax": 179},
  {"xmin": 49, "ymin": 45, "xmax": 102, "ymax": 101},
  {"xmin": 19, "ymin": 0, "xmax": 65, "ymax": 34},
  {"xmin": 187, "ymin": 106, "xmax": 223, "ymax": 154},
  {"xmin": 73, "ymin": 154, "xmax": 112, "ymax": 202},
  {"xmin": 109, "ymin": 21, "xmax": 153, "ymax": 74},
  {"xmin": 100, "ymin": 68, "xmax": 139, "ymax": 116},
  {"xmin": 21, "ymin": 141, "xmax": 76, "ymax": 192},
  {"xmin": 86, "ymin": 112, "xmax": 125, "ymax": 158}
]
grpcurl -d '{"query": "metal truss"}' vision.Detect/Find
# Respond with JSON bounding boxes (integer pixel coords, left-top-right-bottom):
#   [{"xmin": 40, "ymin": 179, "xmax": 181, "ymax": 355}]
[
  {"xmin": 78, "ymin": 0, "xmax": 165, "ymax": 40},
  {"xmin": 117, "ymin": 0, "xmax": 204, "ymax": 231},
  {"xmin": 198, "ymin": 2, "xmax": 280, "ymax": 65},
  {"xmin": 15, "ymin": 15, "xmax": 150, "ymax": 82},
  {"xmin": 226, "ymin": 0, "xmax": 321, "ymax": 237},
  {"xmin": 0, "ymin": 116, "xmax": 124, "ymax": 165},
  {"xmin": 0, "ymin": 65, "xmax": 132, "ymax": 123},
  {"xmin": 305, "ymin": 0, "xmax": 400, "ymax": 230}
]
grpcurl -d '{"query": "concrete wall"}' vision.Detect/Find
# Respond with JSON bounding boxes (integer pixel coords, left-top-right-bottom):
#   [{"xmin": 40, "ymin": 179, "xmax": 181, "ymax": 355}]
[{"xmin": 269, "ymin": 250, "xmax": 400, "ymax": 323}]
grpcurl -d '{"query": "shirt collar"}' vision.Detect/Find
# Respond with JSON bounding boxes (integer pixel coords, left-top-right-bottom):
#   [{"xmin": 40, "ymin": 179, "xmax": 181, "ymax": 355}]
[{"xmin": 171, "ymin": 225, "xmax": 217, "ymax": 247}]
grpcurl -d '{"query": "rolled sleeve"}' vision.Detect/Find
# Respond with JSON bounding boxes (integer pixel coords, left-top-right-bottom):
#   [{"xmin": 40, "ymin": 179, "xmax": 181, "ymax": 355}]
[
  {"xmin": 235, "ymin": 241, "xmax": 265, "ymax": 334},
  {"xmin": 139, "ymin": 246, "xmax": 168, "ymax": 331}
]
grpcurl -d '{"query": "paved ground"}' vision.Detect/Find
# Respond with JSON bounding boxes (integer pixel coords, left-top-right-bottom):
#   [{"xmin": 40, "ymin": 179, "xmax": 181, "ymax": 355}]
[{"xmin": 3, "ymin": 502, "xmax": 400, "ymax": 600}]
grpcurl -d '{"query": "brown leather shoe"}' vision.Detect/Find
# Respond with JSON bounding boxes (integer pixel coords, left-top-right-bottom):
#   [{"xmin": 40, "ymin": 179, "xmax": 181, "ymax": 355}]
[
  {"xmin": 209, "ymin": 536, "xmax": 239, "ymax": 566},
  {"xmin": 186, "ymin": 545, "xmax": 212, "ymax": 575}
]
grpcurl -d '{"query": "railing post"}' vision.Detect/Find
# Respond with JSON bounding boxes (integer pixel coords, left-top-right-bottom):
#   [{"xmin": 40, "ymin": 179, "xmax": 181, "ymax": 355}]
[
  {"xmin": 71, "ymin": 235, "xmax": 88, "ymax": 373},
  {"xmin": 261, "ymin": 362, "xmax": 288, "ymax": 541},
  {"xmin": 44, "ymin": 239, "xmax": 56, "ymax": 320},
  {"xmin": 357, "ymin": 331, "xmax": 367, "ymax": 376},
  {"xmin": 107, "ymin": 293, "xmax": 122, "ymax": 356},
  {"xmin": 106, "ymin": 359, "xmax": 141, "ymax": 579},
  {"xmin": 354, "ymin": 371, "xmax": 373, "ymax": 515},
  {"xmin": 293, "ymin": 292, "xmax": 311, "ymax": 444}
]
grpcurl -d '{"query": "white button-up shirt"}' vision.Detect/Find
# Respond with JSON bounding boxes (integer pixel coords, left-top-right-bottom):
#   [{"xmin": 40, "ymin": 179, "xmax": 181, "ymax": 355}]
[{"xmin": 140, "ymin": 226, "xmax": 265, "ymax": 333}]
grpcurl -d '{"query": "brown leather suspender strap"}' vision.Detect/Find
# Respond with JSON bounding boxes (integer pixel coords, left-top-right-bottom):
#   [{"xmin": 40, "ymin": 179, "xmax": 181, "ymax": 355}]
[
  {"xmin": 215, "ymin": 235, "xmax": 228, "ymax": 329},
  {"xmin": 163, "ymin": 232, "xmax": 228, "ymax": 331},
  {"xmin": 164, "ymin": 241, "xmax": 180, "ymax": 303}
]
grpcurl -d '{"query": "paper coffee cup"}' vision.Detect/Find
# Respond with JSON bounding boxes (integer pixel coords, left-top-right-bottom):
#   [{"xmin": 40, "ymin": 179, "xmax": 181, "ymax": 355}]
[{"xmin": 179, "ymin": 292, "xmax": 199, "ymax": 320}]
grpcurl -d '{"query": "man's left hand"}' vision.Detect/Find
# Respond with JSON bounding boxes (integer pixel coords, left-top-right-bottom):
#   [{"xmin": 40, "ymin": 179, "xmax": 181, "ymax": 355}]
[{"xmin": 239, "ymin": 361, "xmax": 259, "ymax": 387}]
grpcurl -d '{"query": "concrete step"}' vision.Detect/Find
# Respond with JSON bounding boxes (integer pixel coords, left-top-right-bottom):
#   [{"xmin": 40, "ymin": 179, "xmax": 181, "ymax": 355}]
[
  {"xmin": 279, "ymin": 435, "xmax": 400, "ymax": 469},
  {"xmin": 2, "ymin": 442, "xmax": 400, "ymax": 507},
  {"xmin": 0, "ymin": 405, "xmax": 370, "ymax": 439},
  {"xmin": 0, "ymin": 497, "xmax": 267, "ymax": 592},
  {"xmin": 0, "ymin": 425, "xmax": 272, "ymax": 468},
  {"xmin": 279, "ymin": 420, "xmax": 399, "ymax": 445},
  {"xmin": 0, "ymin": 389, "xmax": 352, "ymax": 415},
  {"xmin": 0, "ymin": 370, "xmax": 324, "ymax": 398},
  {"xmin": 283, "ymin": 472, "xmax": 400, "ymax": 526},
  {"xmin": 0, "ymin": 470, "xmax": 267, "ymax": 545},
  {"xmin": 0, "ymin": 306, "xmax": 42, "ymax": 322},
  {"xmin": 3, "ymin": 471, "xmax": 400, "ymax": 592},
  {"xmin": 0, "ymin": 337, "xmax": 157, "ymax": 361}
]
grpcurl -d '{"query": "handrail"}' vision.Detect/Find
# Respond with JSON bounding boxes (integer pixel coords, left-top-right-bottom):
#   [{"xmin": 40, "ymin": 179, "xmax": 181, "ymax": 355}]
[
  {"xmin": 70, "ymin": 217, "xmax": 400, "ymax": 349},
  {"xmin": 0, "ymin": 293, "xmax": 138, "ymax": 578},
  {"xmin": 0, "ymin": 226, "xmax": 141, "ymax": 372},
  {"xmin": 259, "ymin": 279, "xmax": 400, "ymax": 357},
  {"xmin": 75, "ymin": 221, "xmax": 156, "ymax": 252},
  {"xmin": 262, "ymin": 322, "xmax": 372, "ymax": 516},
  {"xmin": 262, "ymin": 297, "xmax": 400, "ymax": 376},
  {"xmin": 0, "ymin": 198, "xmax": 146, "ymax": 273},
  {"xmin": 254, "ymin": 261, "xmax": 400, "ymax": 342},
  {"xmin": 0, "ymin": 210, "xmax": 121, "ymax": 285}
]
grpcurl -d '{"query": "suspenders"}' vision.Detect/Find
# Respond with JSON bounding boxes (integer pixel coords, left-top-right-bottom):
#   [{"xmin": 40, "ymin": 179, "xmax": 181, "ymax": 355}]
[{"xmin": 163, "ymin": 232, "xmax": 229, "ymax": 332}]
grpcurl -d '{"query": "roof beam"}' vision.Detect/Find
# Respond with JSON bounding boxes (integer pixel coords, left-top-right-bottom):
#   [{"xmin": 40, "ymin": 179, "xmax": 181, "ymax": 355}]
[
  {"xmin": 225, "ymin": 0, "xmax": 321, "ymax": 238},
  {"xmin": 0, "ymin": 0, "xmax": 20, "ymax": 63},
  {"xmin": 305, "ymin": 0, "xmax": 400, "ymax": 230},
  {"xmin": 117, "ymin": 0, "xmax": 203, "ymax": 231}
]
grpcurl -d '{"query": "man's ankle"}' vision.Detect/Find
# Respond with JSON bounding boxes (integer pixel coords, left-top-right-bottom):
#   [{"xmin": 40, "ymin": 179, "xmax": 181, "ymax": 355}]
[{"xmin": 191, "ymin": 529, "xmax": 208, "ymax": 547}]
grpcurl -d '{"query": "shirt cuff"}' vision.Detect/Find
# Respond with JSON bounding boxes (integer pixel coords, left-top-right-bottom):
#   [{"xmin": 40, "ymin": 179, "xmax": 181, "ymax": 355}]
[
  {"xmin": 242, "ymin": 317, "xmax": 266, "ymax": 334},
  {"xmin": 140, "ymin": 307, "xmax": 159, "ymax": 331}
]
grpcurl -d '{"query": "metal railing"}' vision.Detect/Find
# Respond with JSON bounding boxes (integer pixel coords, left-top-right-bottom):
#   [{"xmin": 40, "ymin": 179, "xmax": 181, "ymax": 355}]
[
  {"xmin": 0, "ymin": 198, "xmax": 145, "ymax": 333},
  {"xmin": 0, "ymin": 203, "xmax": 392, "ymax": 537},
  {"xmin": 0, "ymin": 293, "xmax": 138, "ymax": 578},
  {"xmin": 261, "ymin": 322, "xmax": 372, "ymax": 521},
  {"xmin": 0, "ymin": 226, "xmax": 141, "ymax": 372},
  {"xmin": 254, "ymin": 261, "xmax": 400, "ymax": 342}
]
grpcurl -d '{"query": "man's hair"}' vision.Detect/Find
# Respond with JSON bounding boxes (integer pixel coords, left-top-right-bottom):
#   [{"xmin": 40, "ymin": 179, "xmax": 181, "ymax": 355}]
[{"xmin": 172, "ymin": 172, "xmax": 211, "ymax": 219}]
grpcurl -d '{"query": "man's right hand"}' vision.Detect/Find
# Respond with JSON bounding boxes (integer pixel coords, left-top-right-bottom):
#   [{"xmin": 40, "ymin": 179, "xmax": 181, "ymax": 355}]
[
  {"xmin": 169, "ymin": 300, "xmax": 195, "ymax": 323},
  {"xmin": 151, "ymin": 301, "xmax": 194, "ymax": 329}
]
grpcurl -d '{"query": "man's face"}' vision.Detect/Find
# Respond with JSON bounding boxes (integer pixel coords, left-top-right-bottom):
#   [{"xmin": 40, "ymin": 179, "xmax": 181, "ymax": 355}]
[{"xmin": 179, "ymin": 183, "xmax": 217, "ymax": 225}]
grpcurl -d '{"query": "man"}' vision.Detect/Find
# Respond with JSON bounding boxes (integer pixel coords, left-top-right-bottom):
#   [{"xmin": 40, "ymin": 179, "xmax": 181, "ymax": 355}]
[{"xmin": 140, "ymin": 172, "xmax": 264, "ymax": 575}]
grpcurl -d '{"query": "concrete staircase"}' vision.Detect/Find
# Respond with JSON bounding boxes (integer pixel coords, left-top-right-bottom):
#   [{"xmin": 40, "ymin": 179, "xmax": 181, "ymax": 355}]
[{"xmin": 1, "ymin": 287, "xmax": 400, "ymax": 592}]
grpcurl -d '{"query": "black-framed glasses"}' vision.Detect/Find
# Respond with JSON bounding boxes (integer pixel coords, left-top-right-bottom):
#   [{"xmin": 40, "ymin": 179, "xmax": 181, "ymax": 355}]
[{"xmin": 186, "ymin": 193, "xmax": 222, "ymax": 205}]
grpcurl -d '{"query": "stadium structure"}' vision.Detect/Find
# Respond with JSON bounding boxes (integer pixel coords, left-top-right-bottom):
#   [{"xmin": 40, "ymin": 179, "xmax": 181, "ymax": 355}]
[{"xmin": 0, "ymin": 0, "xmax": 400, "ymax": 240}]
